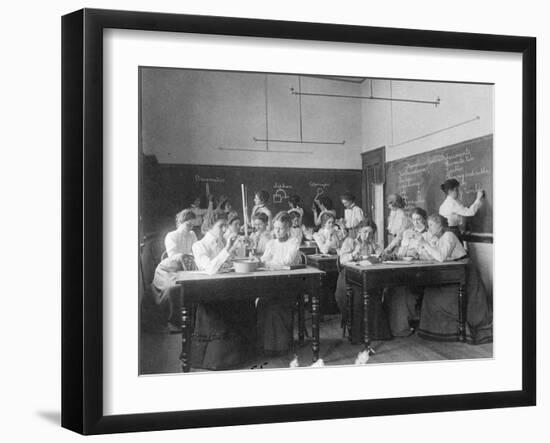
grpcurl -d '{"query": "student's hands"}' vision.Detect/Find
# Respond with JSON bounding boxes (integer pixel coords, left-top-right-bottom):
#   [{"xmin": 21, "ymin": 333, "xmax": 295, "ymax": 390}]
[{"xmin": 225, "ymin": 234, "xmax": 239, "ymax": 252}]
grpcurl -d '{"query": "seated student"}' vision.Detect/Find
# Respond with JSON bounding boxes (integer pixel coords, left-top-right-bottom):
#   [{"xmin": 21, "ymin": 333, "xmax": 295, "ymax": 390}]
[
  {"xmin": 249, "ymin": 212, "xmax": 272, "ymax": 256},
  {"xmin": 313, "ymin": 212, "xmax": 343, "ymax": 254},
  {"xmin": 150, "ymin": 253, "xmax": 187, "ymax": 329},
  {"xmin": 340, "ymin": 192, "xmax": 364, "ymax": 239},
  {"xmin": 189, "ymin": 195, "xmax": 212, "ymax": 229},
  {"xmin": 334, "ymin": 221, "xmax": 391, "ymax": 343},
  {"xmin": 288, "ymin": 209, "xmax": 304, "ymax": 244},
  {"xmin": 384, "ymin": 193, "xmax": 413, "ymax": 254},
  {"xmin": 415, "ymin": 214, "xmax": 492, "ymax": 344},
  {"xmin": 218, "ymin": 197, "xmax": 239, "ymax": 222},
  {"xmin": 256, "ymin": 211, "xmax": 301, "ymax": 356},
  {"xmin": 287, "ymin": 194, "xmax": 305, "ymax": 225},
  {"xmin": 312, "ymin": 195, "xmax": 336, "ymax": 227},
  {"xmin": 383, "ymin": 207, "xmax": 428, "ymax": 337},
  {"xmin": 223, "ymin": 215, "xmax": 248, "ymax": 258},
  {"xmin": 164, "ymin": 209, "xmax": 198, "ymax": 257},
  {"xmin": 251, "ymin": 190, "xmax": 273, "ymax": 228},
  {"xmin": 191, "ymin": 212, "xmax": 257, "ymax": 370}
]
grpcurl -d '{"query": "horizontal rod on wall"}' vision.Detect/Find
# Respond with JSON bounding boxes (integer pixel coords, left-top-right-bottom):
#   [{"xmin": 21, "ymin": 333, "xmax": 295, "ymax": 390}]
[
  {"xmin": 290, "ymin": 88, "xmax": 441, "ymax": 106},
  {"xmin": 252, "ymin": 137, "xmax": 345, "ymax": 145},
  {"xmin": 389, "ymin": 116, "xmax": 481, "ymax": 148},
  {"xmin": 218, "ymin": 147, "xmax": 312, "ymax": 154}
]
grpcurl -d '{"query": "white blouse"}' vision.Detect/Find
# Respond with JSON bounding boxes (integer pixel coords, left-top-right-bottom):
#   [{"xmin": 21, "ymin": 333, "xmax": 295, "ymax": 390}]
[
  {"xmin": 192, "ymin": 231, "xmax": 231, "ymax": 275},
  {"xmin": 338, "ymin": 237, "xmax": 381, "ymax": 264},
  {"xmin": 313, "ymin": 228, "xmax": 343, "ymax": 254},
  {"xmin": 439, "ymin": 195, "xmax": 483, "ymax": 228},
  {"xmin": 395, "ymin": 228, "xmax": 425, "ymax": 259},
  {"xmin": 249, "ymin": 230, "xmax": 273, "ymax": 255},
  {"xmin": 420, "ymin": 231, "xmax": 467, "ymax": 263},
  {"xmin": 386, "ymin": 208, "xmax": 413, "ymax": 251},
  {"xmin": 344, "ymin": 204, "xmax": 364, "ymax": 229},
  {"xmin": 164, "ymin": 229, "xmax": 197, "ymax": 257},
  {"xmin": 261, "ymin": 237, "xmax": 300, "ymax": 270}
]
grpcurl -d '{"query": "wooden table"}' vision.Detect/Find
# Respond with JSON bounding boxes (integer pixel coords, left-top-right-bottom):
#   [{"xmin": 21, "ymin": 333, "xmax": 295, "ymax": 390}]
[
  {"xmin": 306, "ymin": 254, "xmax": 340, "ymax": 314},
  {"xmin": 176, "ymin": 267, "xmax": 325, "ymax": 372},
  {"xmin": 344, "ymin": 260, "xmax": 468, "ymax": 354},
  {"xmin": 299, "ymin": 245, "xmax": 318, "ymax": 256}
]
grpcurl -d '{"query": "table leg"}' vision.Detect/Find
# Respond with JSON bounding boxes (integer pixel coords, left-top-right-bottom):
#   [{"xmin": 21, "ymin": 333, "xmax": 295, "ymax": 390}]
[
  {"xmin": 179, "ymin": 285, "xmax": 192, "ymax": 372},
  {"xmin": 345, "ymin": 282, "xmax": 353, "ymax": 340},
  {"xmin": 298, "ymin": 294, "xmax": 305, "ymax": 345},
  {"xmin": 458, "ymin": 283, "xmax": 466, "ymax": 342},
  {"xmin": 311, "ymin": 277, "xmax": 321, "ymax": 363},
  {"xmin": 363, "ymin": 288, "xmax": 375, "ymax": 355}
]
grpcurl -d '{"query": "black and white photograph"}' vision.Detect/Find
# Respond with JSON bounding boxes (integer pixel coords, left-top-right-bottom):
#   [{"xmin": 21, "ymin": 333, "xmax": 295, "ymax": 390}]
[{"xmin": 138, "ymin": 67, "xmax": 494, "ymax": 374}]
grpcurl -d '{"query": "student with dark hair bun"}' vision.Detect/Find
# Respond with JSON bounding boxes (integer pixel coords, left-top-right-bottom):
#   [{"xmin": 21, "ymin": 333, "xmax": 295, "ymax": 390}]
[
  {"xmin": 339, "ymin": 191, "xmax": 364, "ymax": 238},
  {"xmin": 251, "ymin": 189, "xmax": 273, "ymax": 228},
  {"xmin": 257, "ymin": 211, "xmax": 301, "ymax": 355},
  {"xmin": 164, "ymin": 209, "xmax": 197, "ymax": 257},
  {"xmin": 313, "ymin": 195, "xmax": 336, "ymax": 227},
  {"xmin": 287, "ymin": 194, "xmax": 305, "ymax": 225},
  {"xmin": 413, "ymin": 213, "xmax": 492, "ymax": 344},
  {"xmin": 384, "ymin": 193, "xmax": 413, "ymax": 254},
  {"xmin": 439, "ymin": 178, "xmax": 484, "ymax": 238}
]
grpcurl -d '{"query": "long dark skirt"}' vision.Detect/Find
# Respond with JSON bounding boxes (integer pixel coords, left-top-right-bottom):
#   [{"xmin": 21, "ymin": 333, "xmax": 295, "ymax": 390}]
[
  {"xmin": 190, "ymin": 300, "xmax": 257, "ymax": 370},
  {"xmin": 417, "ymin": 261, "xmax": 493, "ymax": 344},
  {"xmin": 256, "ymin": 297, "xmax": 295, "ymax": 354},
  {"xmin": 384, "ymin": 286, "xmax": 422, "ymax": 337},
  {"xmin": 335, "ymin": 270, "xmax": 392, "ymax": 343}
]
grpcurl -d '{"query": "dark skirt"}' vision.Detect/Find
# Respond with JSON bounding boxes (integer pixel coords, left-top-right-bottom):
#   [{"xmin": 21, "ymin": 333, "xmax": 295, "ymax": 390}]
[
  {"xmin": 190, "ymin": 300, "xmax": 257, "ymax": 370},
  {"xmin": 417, "ymin": 261, "xmax": 493, "ymax": 344},
  {"xmin": 384, "ymin": 286, "xmax": 422, "ymax": 337},
  {"xmin": 256, "ymin": 297, "xmax": 296, "ymax": 354},
  {"xmin": 335, "ymin": 270, "xmax": 392, "ymax": 343}
]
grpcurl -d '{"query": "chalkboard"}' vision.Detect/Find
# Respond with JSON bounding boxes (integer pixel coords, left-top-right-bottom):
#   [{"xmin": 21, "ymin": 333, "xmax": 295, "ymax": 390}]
[
  {"xmin": 385, "ymin": 135, "xmax": 493, "ymax": 236},
  {"xmin": 141, "ymin": 161, "xmax": 362, "ymax": 234}
]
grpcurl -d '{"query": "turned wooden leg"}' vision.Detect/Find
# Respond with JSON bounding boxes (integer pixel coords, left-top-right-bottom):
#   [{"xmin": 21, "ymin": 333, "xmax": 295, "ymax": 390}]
[
  {"xmin": 458, "ymin": 283, "xmax": 466, "ymax": 342},
  {"xmin": 363, "ymin": 288, "xmax": 374, "ymax": 355},
  {"xmin": 311, "ymin": 278, "xmax": 321, "ymax": 362},
  {"xmin": 345, "ymin": 283, "xmax": 353, "ymax": 340},
  {"xmin": 298, "ymin": 294, "xmax": 305, "ymax": 345},
  {"xmin": 179, "ymin": 286, "xmax": 192, "ymax": 372}
]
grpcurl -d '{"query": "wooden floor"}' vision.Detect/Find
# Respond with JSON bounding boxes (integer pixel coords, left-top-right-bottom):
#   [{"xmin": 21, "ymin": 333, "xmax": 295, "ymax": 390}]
[{"xmin": 140, "ymin": 313, "xmax": 493, "ymax": 374}]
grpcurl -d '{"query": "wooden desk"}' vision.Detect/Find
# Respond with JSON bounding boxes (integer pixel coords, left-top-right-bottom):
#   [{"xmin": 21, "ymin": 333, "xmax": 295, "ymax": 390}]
[
  {"xmin": 306, "ymin": 254, "xmax": 340, "ymax": 314},
  {"xmin": 299, "ymin": 245, "xmax": 318, "ymax": 256},
  {"xmin": 344, "ymin": 260, "xmax": 468, "ymax": 354},
  {"xmin": 305, "ymin": 254, "xmax": 339, "ymax": 272},
  {"xmin": 176, "ymin": 267, "xmax": 325, "ymax": 372}
]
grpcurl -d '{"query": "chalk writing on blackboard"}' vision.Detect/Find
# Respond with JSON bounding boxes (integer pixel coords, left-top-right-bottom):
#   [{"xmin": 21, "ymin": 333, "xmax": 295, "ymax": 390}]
[
  {"xmin": 273, "ymin": 188, "xmax": 289, "ymax": 204},
  {"xmin": 309, "ymin": 182, "xmax": 330, "ymax": 198},
  {"xmin": 194, "ymin": 175, "xmax": 225, "ymax": 183}
]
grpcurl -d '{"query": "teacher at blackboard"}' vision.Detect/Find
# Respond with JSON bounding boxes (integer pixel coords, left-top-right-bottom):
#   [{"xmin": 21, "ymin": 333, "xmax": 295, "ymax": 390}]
[{"xmin": 439, "ymin": 178, "xmax": 484, "ymax": 239}]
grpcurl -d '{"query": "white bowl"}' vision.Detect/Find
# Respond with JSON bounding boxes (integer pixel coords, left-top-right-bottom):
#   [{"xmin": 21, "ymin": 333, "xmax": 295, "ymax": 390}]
[{"xmin": 233, "ymin": 259, "xmax": 259, "ymax": 273}]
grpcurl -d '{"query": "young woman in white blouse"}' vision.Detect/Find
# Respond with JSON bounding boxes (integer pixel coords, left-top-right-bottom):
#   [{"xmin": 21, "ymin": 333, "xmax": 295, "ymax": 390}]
[
  {"xmin": 438, "ymin": 178, "xmax": 484, "ymax": 240},
  {"xmin": 191, "ymin": 212, "xmax": 257, "ymax": 369},
  {"xmin": 223, "ymin": 215, "xmax": 248, "ymax": 258},
  {"xmin": 334, "ymin": 221, "xmax": 391, "ymax": 342},
  {"xmin": 312, "ymin": 195, "xmax": 337, "ymax": 227},
  {"xmin": 383, "ymin": 193, "xmax": 413, "ymax": 254},
  {"xmin": 250, "ymin": 190, "xmax": 273, "ymax": 229},
  {"xmin": 313, "ymin": 212, "xmax": 344, "ymax": 255},
  {"xmin": 249, "ymin": 212, "xmax": 272, "ymax": 256},
  {"xmin": 415, "ymin": 214, "xmax": 492, "ymax": 344},
  {"xmin": 288, "ymin": 209, "xmax": 304, "ymax": 244},
  {"xmin": 257, "ymin": 211, "xmax": 301, "ymax": 356},
  {"xmin": 340, "ymin": 192, "xmax": 364, "ymax": 239},
  {"xmin": 164, "ymin": 209, "xmax": 198, "ymax": 257}
]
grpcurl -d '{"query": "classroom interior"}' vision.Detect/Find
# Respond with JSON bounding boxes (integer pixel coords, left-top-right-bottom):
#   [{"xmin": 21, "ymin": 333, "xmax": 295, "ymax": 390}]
[{"xmin": 139, "ymin": 67, "xmax": 494, "ymax": 374}]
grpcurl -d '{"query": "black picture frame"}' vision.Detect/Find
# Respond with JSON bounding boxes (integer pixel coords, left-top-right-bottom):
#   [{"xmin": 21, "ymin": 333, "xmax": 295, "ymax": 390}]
[{"xmin": 61, "ymin": 8, "xmax": 536, "ymax": 435}]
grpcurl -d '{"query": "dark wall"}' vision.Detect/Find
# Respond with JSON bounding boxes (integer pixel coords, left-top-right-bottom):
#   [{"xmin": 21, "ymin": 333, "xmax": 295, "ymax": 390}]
[{"xmin": 140, "ymin": 160, "xmax": 362, "ymax": 235}]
